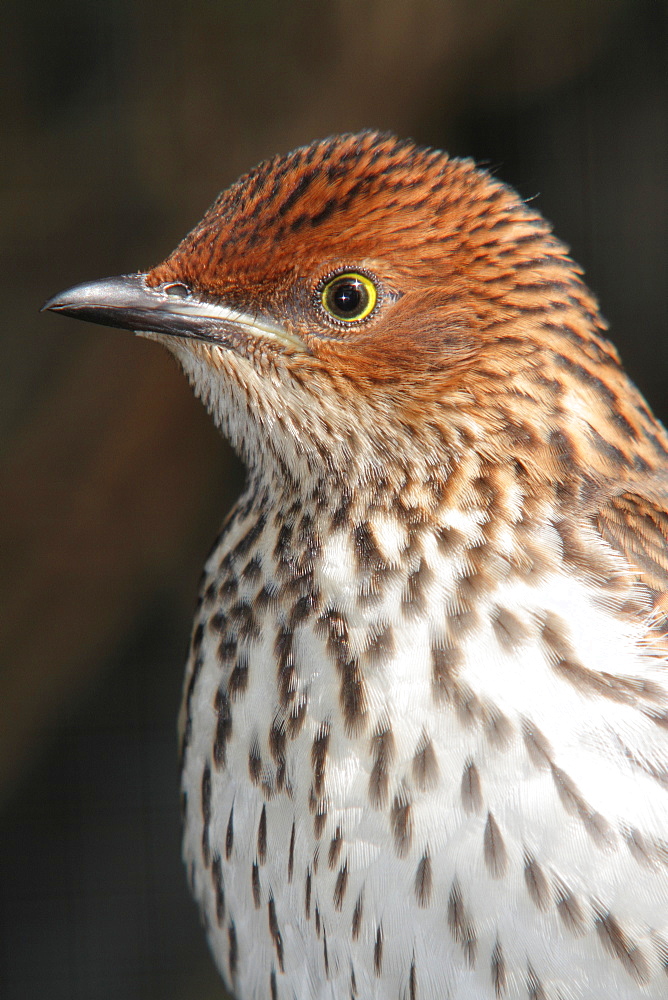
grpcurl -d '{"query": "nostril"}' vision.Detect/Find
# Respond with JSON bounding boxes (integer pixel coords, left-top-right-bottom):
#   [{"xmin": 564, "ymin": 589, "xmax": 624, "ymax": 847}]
[{"xmin": 163, "ymin": 282, "xmax": 191, "ymax": 298}]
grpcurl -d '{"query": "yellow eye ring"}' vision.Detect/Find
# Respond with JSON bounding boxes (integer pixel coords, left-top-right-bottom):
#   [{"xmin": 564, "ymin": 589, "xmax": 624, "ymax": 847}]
[{"xmin": 320, "ymin": 272, "xmax": 377, "ymax": 323}]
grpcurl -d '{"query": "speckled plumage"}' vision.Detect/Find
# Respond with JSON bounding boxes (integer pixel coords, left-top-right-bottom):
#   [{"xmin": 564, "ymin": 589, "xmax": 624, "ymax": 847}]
[{"xmin": 46, "ymin": 132, "xmax": 668, "ymax": 1000}]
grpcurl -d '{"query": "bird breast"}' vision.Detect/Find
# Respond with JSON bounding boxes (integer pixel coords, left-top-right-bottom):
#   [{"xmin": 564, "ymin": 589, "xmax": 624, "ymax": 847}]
[{"xmin": 179, "ymin": 477, "xmax": 668, "ymax": 999}]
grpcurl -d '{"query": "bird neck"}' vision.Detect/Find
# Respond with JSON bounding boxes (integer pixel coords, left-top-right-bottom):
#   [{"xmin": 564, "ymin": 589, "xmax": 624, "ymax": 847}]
[{"xmin": 237, "ymin": 425, "xmax": 553, "ymax": 584}]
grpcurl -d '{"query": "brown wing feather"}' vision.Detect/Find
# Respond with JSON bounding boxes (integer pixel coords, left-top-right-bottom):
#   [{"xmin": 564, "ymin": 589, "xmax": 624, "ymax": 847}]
[{"xmin": 597, "ymin": 490, "xmax": 668, "ymax": 598}]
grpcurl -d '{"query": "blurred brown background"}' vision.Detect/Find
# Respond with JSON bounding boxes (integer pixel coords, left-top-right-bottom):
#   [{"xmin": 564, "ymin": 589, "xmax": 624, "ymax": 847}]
[{"xmin": 1, "ymin": 1, "xmax": 667, "ymax": 997}]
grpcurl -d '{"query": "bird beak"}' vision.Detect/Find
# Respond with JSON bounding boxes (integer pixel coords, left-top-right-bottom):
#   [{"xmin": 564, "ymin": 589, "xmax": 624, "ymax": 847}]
[{"xmin": 42, "ymin": 273, "xmax": 305, "ymax": 350}]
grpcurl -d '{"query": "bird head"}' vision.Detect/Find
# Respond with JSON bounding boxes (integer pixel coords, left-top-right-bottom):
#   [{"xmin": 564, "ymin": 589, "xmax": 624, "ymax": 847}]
[{"xmin": 44, "ymin": 131, "xmax": 658, "ymax": 500}]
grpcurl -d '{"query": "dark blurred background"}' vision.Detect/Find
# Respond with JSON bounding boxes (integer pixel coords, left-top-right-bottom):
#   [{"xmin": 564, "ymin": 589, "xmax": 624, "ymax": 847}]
[{"xmin": 1, "ymin": 2, "xmax": 667, "ymax": 997}]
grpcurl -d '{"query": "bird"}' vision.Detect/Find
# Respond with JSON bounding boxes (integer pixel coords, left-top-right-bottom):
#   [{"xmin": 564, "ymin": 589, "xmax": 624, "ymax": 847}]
[{"xmin": 43, "ymin": 130, "xmax": 668, "ymax": 1000}]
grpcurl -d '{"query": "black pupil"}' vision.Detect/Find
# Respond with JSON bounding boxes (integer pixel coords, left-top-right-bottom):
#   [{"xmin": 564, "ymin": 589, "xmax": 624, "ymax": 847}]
[{"xmin": 330, "ymin": 278, "xmax": 366, "ymax": 317}]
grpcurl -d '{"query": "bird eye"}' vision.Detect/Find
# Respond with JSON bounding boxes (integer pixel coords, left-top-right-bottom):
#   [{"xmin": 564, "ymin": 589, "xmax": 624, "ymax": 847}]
[{"xmin": 320, "ymin": 272, "xmax": 377, "ymax": 323}]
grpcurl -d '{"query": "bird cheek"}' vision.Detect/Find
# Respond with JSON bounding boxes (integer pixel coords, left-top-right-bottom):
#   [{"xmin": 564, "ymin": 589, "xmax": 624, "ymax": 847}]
[
  {"xmin": 304, "ymin": 331, "xmax": 458, "ymax": 390},
  {"xmin": 428, "ymin": 326, "xmax": 479, "ymax": 373},
  {"xmin": 386, "ymin": 289, "xmax": 480, "ymax": 365}
]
